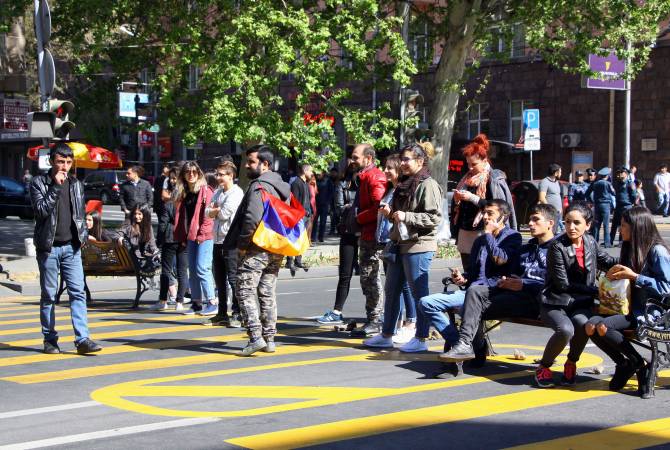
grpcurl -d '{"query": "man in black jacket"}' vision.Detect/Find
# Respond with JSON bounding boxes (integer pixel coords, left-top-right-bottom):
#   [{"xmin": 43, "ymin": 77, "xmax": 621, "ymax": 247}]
[
  {"xmin": 29, "ymin": 143, "xmax": 102, "ymax": 355},
  {"xmin": 119, "ymin": 165, "xmax": 153, "ymax": 216},
  {"xmin": 223, "ymin": 145, "xmax": 291, "ymax": 356},
  {"xmin": 286, "ymin": 163, "xmax": 312, "ymax": 275}
]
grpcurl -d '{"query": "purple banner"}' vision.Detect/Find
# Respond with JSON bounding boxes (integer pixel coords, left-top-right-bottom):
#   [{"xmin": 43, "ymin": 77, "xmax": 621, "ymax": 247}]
[{"xmin": 586, "ymin": 53, "xmax": 626, "ymax": 90}]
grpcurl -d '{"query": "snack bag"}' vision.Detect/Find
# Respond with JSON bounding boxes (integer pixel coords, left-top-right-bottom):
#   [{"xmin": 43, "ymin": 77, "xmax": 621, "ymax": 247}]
[{"xmin": 598, "ymin": 275, "xmax": 630, "ymax": 315}]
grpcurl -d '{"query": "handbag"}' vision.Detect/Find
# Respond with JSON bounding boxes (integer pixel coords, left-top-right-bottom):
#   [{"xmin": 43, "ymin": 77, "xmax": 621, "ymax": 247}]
[{"xmin": 597, "ymin": 275, "xmax": 631, "ymax": 315}]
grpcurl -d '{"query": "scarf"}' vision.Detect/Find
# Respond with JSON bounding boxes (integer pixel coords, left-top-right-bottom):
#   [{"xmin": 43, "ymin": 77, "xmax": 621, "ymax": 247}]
[
  {"xmin": 452, "ymin": 161, "xmax": 491, "ymax": 227},
  {"xmin": 392, "ymin": 166, "xmax": 431, "ymax": 213}
]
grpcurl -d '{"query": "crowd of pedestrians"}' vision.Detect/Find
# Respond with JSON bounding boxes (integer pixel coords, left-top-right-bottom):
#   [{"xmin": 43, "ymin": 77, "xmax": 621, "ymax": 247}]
[{"xmin": 28, "ymin": 137, "xmax": 670, "ymax": 398}]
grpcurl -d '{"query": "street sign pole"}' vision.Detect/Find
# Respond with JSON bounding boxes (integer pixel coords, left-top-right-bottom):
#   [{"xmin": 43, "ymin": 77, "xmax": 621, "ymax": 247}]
[
  {"xmin": 523, "ymin": 109, "xmax": 541, "ymax": 180},
  {"xmin": 33, "ymin": 0, "xmax": 54, "ymax": 170}
]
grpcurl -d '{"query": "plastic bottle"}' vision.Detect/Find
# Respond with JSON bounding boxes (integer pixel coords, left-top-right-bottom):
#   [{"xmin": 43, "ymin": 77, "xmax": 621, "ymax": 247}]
[{"xmin": 398, "ymin": 221, "xmax": 409, "ymax": 240}]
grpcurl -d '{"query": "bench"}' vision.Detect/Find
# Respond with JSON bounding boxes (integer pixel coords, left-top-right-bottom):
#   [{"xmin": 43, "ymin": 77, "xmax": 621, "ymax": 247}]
[
  {"xmin": 55, "ymin": 241, "xmax": 156, "ymax": 308},
  {"xmin": 462, "ymin": 305, "xmax": 670, "ymax": 399}
]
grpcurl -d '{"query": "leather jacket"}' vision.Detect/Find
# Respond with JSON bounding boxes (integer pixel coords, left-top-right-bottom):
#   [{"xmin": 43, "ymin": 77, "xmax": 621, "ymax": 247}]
[
  {"xmin": 29, "ymin": 173, "xmax": 87, "ymax": 252},
  {"xmin": 542, "ymin": 233, "xmax": 617, "ymax": 307}
]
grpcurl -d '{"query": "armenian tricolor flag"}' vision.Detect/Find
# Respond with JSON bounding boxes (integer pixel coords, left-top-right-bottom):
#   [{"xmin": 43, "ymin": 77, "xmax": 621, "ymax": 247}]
[{"xmin": 252, "ymin": 188, "xmax": 310, "ymax": 256}]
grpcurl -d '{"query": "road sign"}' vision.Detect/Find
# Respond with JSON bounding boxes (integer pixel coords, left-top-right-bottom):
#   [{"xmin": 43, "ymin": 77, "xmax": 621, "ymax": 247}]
[
  {"xmin": 522, "ymin": 109, "xmax": 540, "ymax": 151},
  {"xmin": 118, "ymin": 92, "xmax": 148, "ymax": 118},
  {"xmin": 586, "ymin": 53, "xmax": 626, "ymax": 90},
  {"xmin": 35, "ymin": 0, "xmax": 51, "ymax": 45},
  {"xmin": 37, "ymin": 48, "xmax": 55, "ymax": 98}
]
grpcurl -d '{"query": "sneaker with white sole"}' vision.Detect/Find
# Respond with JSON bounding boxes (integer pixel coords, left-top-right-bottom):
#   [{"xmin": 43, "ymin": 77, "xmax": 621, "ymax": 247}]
[
  {"xmin": 175, "ymin": 303, "xmax": 186, "ymax": 312},
  {"xmin": 150, "ymin": 301, "xmax": 168, "ymax": 311},
  {"xmin": 317, "ymin": 310, "xmax": 344, "ymax": 324},
  {"xmin": 392, "ymin": 327, "xmax": 415, "ymax": 345},
  {"xmin": 399, "ymin": 337, "xmax": 428, "ymax": 353},
  {"xmin": 363, "ymin": 334, "xmax": 394, "ymax": 348},
  {"xmin": 199, "ymin": 303, "xmax": 219, "ymax": 316}
]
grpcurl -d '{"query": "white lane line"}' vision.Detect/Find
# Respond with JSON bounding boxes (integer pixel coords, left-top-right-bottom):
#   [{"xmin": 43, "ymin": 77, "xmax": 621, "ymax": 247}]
[
  {"xmin": 0, "ymin": 401, "xmax": 99, "ymax": 420},
  {"xmin": 0, "ymin": 418, "xmax": 219, "ymax": 449},
  {"xmin": 276, "ymin": 291, "xmax": 301, "ymax": 296}
]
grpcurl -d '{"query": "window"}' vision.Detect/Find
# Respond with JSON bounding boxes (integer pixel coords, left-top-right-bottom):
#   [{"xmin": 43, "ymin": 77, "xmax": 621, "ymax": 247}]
[
  {"xmin": 486, "ymin": 24, "xmax": 526, "ymax": 59},
  {"xmin": 509, "ymin": 99, "xmax": 536, "ymax": 143},
  {"xmin": 339, "ymin": 44, "xmax": 353, "ymax": 69},
  {"xmin": 467, "ymin": 103, "xmax": 489, "ymax": 139},
  {"xmin": 409, "ymin": 15, "xmax": 433, "ymax": 66},
  {"xmin": 188, "ymin": 64, "xmax": 201, "ymax": 91},
  {"xmin": 140, "ymin": 68, "xmax": 154, "ymax": 94}
]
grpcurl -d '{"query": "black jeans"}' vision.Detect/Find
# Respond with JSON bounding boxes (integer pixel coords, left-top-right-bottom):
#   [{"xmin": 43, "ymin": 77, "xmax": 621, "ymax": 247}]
[
  {"xmin": 540, "ymin": 304, "xmax": 592, "ymax": 367},
  {"xmin": 459, "ymin": 285, "xmax": 539, "ymax": 344},
  {"xmin": 587, "ymin": 314, "xmax": 644, "ymax": 366},
  {"xmin": 312, "ymin": 206, "xmax": 329, "ymax": 241},
  {"xmin": 213, "ymin": 244, "xmax": 239, "ymax": 316},
  {"xmin": 333, "ymin": 233, "xmax": 359, "ymax": 312},
  {"xmin": 159, "ymin": 242, "xmax": 188, "ymax": 302}
]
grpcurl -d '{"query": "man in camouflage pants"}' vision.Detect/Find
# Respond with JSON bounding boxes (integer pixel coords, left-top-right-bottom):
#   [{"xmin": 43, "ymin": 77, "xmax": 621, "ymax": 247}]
[
  {"xmin": 223, "ymin": 144, "xmax": 291, "ymax": 356},
  {"xmin": 350, "ymin": 143, "xmax": 387, "ymax": 336}
]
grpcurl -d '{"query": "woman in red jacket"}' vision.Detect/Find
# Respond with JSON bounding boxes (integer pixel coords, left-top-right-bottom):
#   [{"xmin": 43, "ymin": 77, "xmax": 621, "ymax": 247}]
[{"xmin": 173, "ymin": 161, "xmax": 216, "ymax": 316}]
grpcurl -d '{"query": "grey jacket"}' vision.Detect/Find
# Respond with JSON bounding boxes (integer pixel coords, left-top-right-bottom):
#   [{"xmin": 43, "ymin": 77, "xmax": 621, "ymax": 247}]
[
  {"xmin": 223, "ymin": 171, "xmax": 291, "ymax": 251},
  {"xmin": 390, "ymin": 177, "xmax": 443, "ymax": 254},
  {"xmin": 29, "ymin": 173, "xmax": 87, "ymax": 252}
]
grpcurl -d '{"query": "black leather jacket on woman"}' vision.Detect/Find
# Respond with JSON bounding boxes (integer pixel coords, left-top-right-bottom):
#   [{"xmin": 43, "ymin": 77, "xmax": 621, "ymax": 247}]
[
  {"xmin": 542, "ymin": 233, "xmax": 617, "ymax": 308},
  {"xmin": 29, "ymin": 173, "xmax": 87, "ymax": 252}
]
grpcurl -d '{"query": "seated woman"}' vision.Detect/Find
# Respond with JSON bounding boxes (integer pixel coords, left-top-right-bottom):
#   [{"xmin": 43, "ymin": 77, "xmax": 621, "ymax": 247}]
[
  {"xmin": 585, "ymin": 206, "xmax": 670, "ymax": 397},
  {"xmin": 85, "ymin": 210, "xmax": 118, "ymax": 242},
  {"xmin": 118, "ymin": 204, "xmax": 159, "ymax": 273},
  {"xmin": 536, "ymin": 201, "xmax": 617, "ymax": 388}
]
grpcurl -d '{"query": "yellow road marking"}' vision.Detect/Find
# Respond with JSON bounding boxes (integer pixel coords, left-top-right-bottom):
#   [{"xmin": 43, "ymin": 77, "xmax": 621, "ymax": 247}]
[
  {"xmin": 0, "ymin": 305, "xmax": 38, "ymax": 312},
  {"xmin": 0, "ymin": 314, "xmax": 202, "ymax": 337},
  {"xmin": 0, "ymin": 325, "xmax": 322, "ymax": 375},
  {"xmin": 90, "ymin": 345, "xmax": 601, "ymax": 419},
  {"xmin": 227, "ymin": 368, "xmax": 667, "ymax": 450},
  {"xmin": 505, "ymin": 416, "xmax": 670, "ymax": 449},
  {"xmin": 0, "ymin": 311, "xmax": 128, "ymax": 326}
]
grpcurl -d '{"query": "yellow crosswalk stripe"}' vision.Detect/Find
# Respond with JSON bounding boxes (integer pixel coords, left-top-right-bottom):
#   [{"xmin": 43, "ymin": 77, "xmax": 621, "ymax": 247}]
[
  {"xmin": 0, "ymin": 305, "xmax": 38, "ymax": 312},
  {"xmin": 0, "ymin": 324, "xmax": 317, "ymax": 372},
  {"xmin": 505, "ymin": 416, "xmax": 670, "ymax": 449},
  {"xmin": 0, "ymin": 310, "xmax": 129, "ymax": 326},
  {"xmin": 0, "ymin": 314, "xmax": 202, "ymax": 339},
  {"xmin": 225, "ymin": 371, "xmax": 669, "ymax": 450}
]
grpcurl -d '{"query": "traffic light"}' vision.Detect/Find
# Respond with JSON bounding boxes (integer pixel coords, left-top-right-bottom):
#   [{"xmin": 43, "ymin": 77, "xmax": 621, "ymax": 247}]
[{"xmin": 48, "ymin": 99, "xmax": 75, "ymax": 139}]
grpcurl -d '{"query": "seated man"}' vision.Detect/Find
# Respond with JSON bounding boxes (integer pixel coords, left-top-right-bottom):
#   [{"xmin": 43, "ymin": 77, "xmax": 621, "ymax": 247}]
[
  {"xmin": 418, "ymin": 199, "xmax": 522, "ymax": 349},
  {"xmin": 440, "ymin": 203, "xmax": 557, "ymax": 363}
]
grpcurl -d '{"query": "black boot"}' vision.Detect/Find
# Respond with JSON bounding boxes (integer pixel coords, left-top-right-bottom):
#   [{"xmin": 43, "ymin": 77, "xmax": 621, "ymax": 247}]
[
  {"xmin": 637, "ymin": 363, "xmax": 654, "ymax": 399},
  {"xmin": 609, "ymin": 360, "xmax": 636, "ymax": 391}
]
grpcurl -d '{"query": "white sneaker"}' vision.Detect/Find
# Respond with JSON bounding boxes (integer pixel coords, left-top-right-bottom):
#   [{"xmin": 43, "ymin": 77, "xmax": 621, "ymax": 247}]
[
  {"xmin": 363, "ymin": 334, "xmax": 394, "ymax": 348},
  {"xmin": 392, "ymin": 327, "xmax": 416, "ymax": 345},
  {"xmin": 399, "ymin": 337, "xmax": 428, "ymax": 353},
  {"xmin": 150, "ymin": 302, "xmax": 168, "ymax": 311},
  {"xmin": 175, "ymin": 303, "xmax": 186, "ymax": 312}
]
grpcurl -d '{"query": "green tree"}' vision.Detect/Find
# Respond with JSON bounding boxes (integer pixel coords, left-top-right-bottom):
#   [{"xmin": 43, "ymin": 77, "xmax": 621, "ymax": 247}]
[
  {"xmin": 404, "ymin": 0, "xmax": 670, "ymax": 185},
  {"xmin": 4, "ymin": 0, "xmax": 416, "ymax": 171}
]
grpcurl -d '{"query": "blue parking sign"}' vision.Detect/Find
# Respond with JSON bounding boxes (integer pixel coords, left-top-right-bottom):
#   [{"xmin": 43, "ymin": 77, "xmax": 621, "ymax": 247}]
[{"xmin": 523, "ymin": 109, "xmax": 540, "ymax": 130}]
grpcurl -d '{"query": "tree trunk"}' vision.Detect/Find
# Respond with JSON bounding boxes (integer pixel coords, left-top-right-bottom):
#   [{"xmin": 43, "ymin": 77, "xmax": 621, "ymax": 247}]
[{"xmin": 430, "ymin": 0, "xmax": 481, "ymax": 241}]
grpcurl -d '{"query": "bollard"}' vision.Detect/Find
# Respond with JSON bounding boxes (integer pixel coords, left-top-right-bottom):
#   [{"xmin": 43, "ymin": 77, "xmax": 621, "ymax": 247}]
[{"xmin": 24, "ymin": 238, "xmax": 36, "ymax": 257}]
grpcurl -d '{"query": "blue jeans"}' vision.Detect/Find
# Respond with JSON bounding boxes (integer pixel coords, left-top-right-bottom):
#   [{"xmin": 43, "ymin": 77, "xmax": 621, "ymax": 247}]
[
  {"xmin": 36, "ymin": 244, "xmax": 89, "ymax": 344},
  {"xmin": 382, "ymin": 251, "xmax": 433, "ymax": 337},
  {"xmin": 592, "ymin": 203, "xmax": 611, "ymax": 246},
  {"xmin": 657, "ymin": 192, "xmax": 670, "ymax": 215},
  {"xmin": 418, "ymin": 290, "xmax": 466, "ymax": 345},
  {"xmin": 187, "ymin": 239, "xmax": 215, "ymax": 302}
]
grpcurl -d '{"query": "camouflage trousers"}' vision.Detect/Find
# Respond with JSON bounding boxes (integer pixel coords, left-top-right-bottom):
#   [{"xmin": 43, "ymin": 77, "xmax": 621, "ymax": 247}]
[
  {"xmin": 358, "ymin": 239, "xmax": 384, "ymax": 322},
  {"xmin": 236, "ymin": 249, "xmax": 284, "ymax": 342}
]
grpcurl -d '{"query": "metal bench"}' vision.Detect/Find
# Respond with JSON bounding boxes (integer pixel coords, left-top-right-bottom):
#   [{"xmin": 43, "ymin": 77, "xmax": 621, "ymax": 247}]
[{"xmin": 56, "ymin": 241, "xmax": 156, "ymax": 308}]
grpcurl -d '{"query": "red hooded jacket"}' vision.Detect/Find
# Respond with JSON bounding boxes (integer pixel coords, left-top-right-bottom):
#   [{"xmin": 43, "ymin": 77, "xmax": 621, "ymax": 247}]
[
  {"xmin": 174, "ymin": 185, "xmax": 214, "ymax": 243},
  {"xmin": 356, "ymin": 163, "xmax": 387, "ymax": 242}
]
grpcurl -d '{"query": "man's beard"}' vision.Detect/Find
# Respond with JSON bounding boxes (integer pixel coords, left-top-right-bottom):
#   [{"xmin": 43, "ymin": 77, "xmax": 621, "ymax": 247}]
[{"xmin": 247, "ymin": 167, "xmax": 262, "ymax": 179}]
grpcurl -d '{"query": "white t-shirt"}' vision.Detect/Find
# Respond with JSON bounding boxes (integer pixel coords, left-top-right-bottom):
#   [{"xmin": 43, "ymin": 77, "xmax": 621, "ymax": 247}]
[
  {"xmin": 653, "ymin": 172, "xmax": 670, "ymax": 193},
  {"xmin": 207, "ymin": 184, "xmax": 244, "ymax": 244}
]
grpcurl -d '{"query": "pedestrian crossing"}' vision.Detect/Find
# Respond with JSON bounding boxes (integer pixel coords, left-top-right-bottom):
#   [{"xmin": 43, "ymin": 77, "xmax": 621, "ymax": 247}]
[{"xmin": 1, "ymin": 299, "xmax": 669, "ymax": 449}]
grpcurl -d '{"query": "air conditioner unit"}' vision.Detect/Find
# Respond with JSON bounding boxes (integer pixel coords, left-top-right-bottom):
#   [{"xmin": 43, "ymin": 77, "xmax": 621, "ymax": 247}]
[{"xmin": 560, "ymin": 133, "xmax": 581, "ymax": 148}]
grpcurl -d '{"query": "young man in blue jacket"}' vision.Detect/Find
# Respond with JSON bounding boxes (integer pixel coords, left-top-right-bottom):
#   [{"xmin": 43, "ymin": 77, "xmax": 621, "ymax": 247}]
[
  {"xmin": 418, "ymin": 199, "xmax": 522, "ymax": 348},
  {"xmin": 439, "ymin": 203, "xmax": 557, "ymax": 363}
]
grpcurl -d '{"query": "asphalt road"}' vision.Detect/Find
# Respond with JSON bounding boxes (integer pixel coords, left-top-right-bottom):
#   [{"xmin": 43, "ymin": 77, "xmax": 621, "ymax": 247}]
[{"xmin": 1, "ymin": 269, "xmax": 670, "ymax": 449}]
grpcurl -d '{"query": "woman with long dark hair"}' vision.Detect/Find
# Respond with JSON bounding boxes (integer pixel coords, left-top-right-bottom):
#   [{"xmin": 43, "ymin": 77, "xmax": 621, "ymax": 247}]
[
  {"xmin": 585, "ymin": 206, "xmax": 670, "ymax": 397},
  {"xmin": 85, "ymin": 210, "xmax": 117, "ymax": 242},
  {"xmin": 535, "ymin": 201, "xmax": 617, "ymax": 388},
  {"xmin": 364, "ymin": 143, "xmax": 443, "ymax": 352},
  {"xmin": 118, "ymin": 204, "xmax": 159, "ymax": 277},
  {"xmin": 173, "ymin": 161, "xmax": 215, "ymax": 316}
]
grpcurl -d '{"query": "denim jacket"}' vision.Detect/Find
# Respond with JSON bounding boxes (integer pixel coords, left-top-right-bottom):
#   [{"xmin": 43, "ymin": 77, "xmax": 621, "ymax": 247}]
[
  {"xmin": 375, "ymin": 189, "xmax": 394, "ymax": 244},
  {"xmin": 633, "ymin": 244, "xmax": 670, "ymax": 318}
]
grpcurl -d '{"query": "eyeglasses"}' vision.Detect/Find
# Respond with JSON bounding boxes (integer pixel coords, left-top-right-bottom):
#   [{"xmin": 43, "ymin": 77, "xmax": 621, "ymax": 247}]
[
  {"xmin": 184, "ymin": 169, "xmax": 198, "ymax": 175},
  {"xmin": 400, "ymin": 157, "xmax": 415, "ymax": 163}
]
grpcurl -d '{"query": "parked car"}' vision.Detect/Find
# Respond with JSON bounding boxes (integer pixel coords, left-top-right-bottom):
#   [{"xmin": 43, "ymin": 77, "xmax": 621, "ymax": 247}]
[
  {"xmin": 0, "ymin": 176, "xmax": 33, "ymax": 220},
  {"xmin": 83, "ymin": 170, "xmax": 126, "ymax": 204},
  {"xmin": 511, "ymin": 179, "xmax": 569, "ymax": 227}
]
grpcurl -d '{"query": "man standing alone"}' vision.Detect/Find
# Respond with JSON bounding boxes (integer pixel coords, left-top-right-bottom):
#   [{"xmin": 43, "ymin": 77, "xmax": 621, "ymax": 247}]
[
  {"xmin": 224, "ymin": 145, "xmax": 291, "ymax": 356},
  {"xmin": 654, "ymin": 164, "xmax": 670, "ymax": 217},
  {"xmin": 29, "ymin": 144, "xmax": 102, "ymax": 354},
  {"xmin": 538, "ymin": 163, "xmax": 564, "ymax": 232},
  {"xmin": 120, "ymin": 165, "xmax": 153, "ymax": 216},
  {"xmin": 350, "ymin": 143, "xmax": 387, "ymax": 336}
]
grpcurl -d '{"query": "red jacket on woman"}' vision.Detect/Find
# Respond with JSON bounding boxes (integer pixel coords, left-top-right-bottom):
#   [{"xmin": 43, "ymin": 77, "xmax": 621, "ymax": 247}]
[
  {"xmin": 356, "ymin": 163, "xmax": 387, "ymax": 242},
  {"xmin": 174, "ymin": 185, "xmax": 214, "ymax": 243}
]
